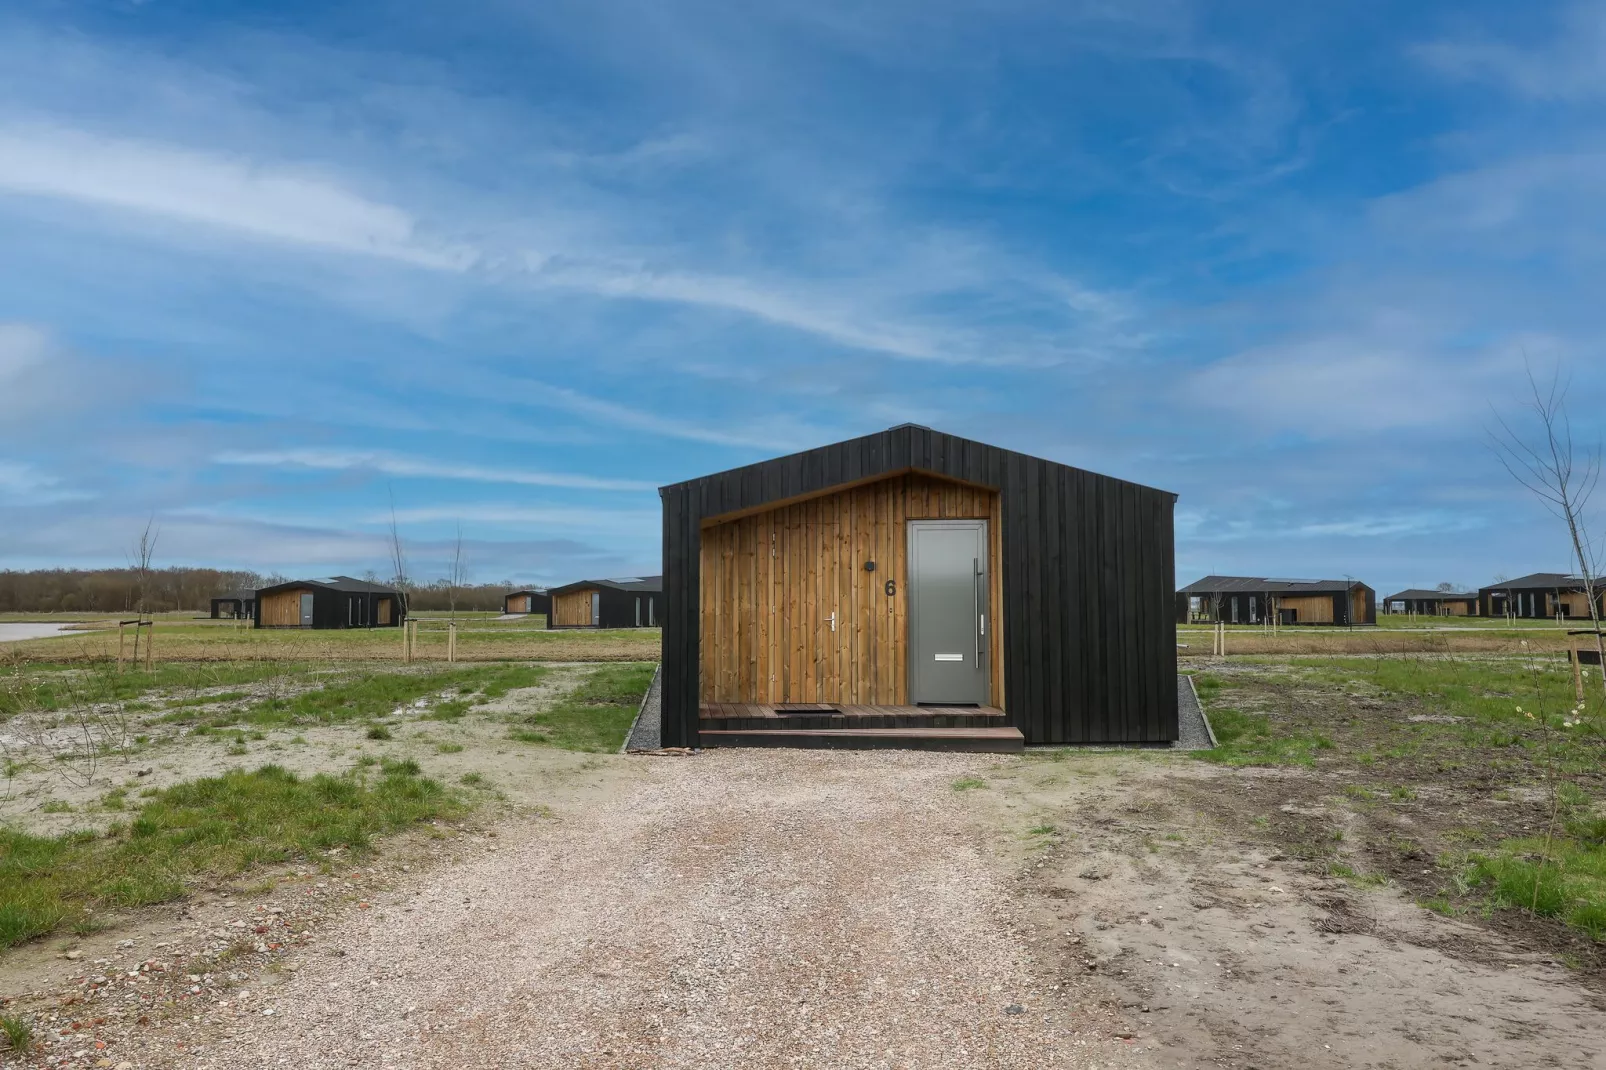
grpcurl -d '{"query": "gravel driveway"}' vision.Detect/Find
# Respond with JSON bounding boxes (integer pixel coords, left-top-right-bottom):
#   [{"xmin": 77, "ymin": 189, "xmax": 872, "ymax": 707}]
[{"xmin": 132, "ymin": 751, "xmax": 1149, "ymax": 1069}]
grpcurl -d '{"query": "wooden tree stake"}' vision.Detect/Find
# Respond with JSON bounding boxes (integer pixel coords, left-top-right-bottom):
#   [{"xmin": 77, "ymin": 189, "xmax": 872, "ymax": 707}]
[{"xmin": 118, "ymin": 622, "xmax": 126, "ymax": 673}]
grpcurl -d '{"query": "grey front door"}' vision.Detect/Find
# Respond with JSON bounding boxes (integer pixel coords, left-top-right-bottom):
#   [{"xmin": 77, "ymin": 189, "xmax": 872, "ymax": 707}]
[
  {"xmin": 907, "ymin": 520, "xmax": 989, "ymax": 705},
  {"xmin": 299, "ymin": 593, "xmax": 314, "ymax": 628},
  {"xmin": 591, "ymin": 591, "xmax": 601, "ymax": 626}
]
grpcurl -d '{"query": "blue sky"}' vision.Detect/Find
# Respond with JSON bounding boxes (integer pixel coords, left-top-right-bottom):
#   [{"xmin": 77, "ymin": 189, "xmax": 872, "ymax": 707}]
[{"xmin": 2, "ymin": 0, "xmax": 1603, "ymax": 593}]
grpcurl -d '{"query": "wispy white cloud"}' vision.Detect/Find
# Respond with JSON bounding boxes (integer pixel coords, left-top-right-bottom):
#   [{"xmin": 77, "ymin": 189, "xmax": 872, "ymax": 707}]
[
  {"xmin": 0, "ymin": 123, "xmax": 474, "ymax": 270},
  {"xmin": 382, "ymin": 504, "xmax": 660, "ymax": 529},
  {"xmin": 0, "ymin": 460, "xmax": 94, "ymax": 505},
  {"xmin": 213, "ymin": 447, "xmax": 659, "ymax": 492},
  {"xmin": 528, "ymin": 382, "xmax": 826, "ymax": 452},
  {"xmin": 1416, "ymin": 4, "xmax": 1606, "ymax": 100}
]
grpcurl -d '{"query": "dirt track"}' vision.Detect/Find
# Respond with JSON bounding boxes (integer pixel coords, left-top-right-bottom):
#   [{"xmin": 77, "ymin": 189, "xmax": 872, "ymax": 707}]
[
  {"xmin": 22, "ymin": 749, "xmax": 1606, "ymax": 1070},
  {"xmin": 93, "ymin": 751, "xmax": 1148, "ymax": 1069}
]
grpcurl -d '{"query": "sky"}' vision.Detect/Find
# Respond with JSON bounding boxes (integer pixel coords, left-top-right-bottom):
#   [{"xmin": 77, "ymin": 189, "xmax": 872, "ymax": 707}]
[{"xmin": 1, "ymin": 0, "xmax": 1604, "ymax": 594}]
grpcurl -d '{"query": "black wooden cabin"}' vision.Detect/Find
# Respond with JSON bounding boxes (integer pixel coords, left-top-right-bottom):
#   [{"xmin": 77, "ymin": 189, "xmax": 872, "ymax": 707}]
[
  {"xmin": 209, "ymin": 590, "xmax": 256, "ymax": 619},
  {"xmin": 1479, "ymin": 574, "xmax": 1606, "ymax": 619},
  {"xmin": 658, "ymin": 424, "xmax": 1178, "ymax": 750},
  {"xmin": 1385, "ymin": 589, "xmax": 1478, "ymax": 616},
  {"xmin": 502, "ymin": 589, "xmax": 551, "ymax": 617},
  {"xmin": 546, "ymin": 577, "xmax": 662, "ymax": 629},
  {"xmin": 253, "ymin": 576, "xmax": 406, "ymax": 629},
  {"xmin": 1177, "ymin": 576, "xmax": 1376, "ymax": 626}
]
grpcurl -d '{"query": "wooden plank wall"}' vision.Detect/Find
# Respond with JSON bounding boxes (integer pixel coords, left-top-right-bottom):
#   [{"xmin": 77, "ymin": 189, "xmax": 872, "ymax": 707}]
[
  {"xmin": 552, "ymin": 589, "xmax": 596, "ymax": 626},
  {"xmin": 1280, "ymin": 595, "xmax": 1335, "ymax": 624},
  {"xmin": 506, "ymin": 595, "xmax": 530, "ymax": 613},
  {"xmin": 1350, "ymin": 588, "xmax": 1367, "ymax": 624},
  {"xmin": 376, "ymin": 598, "xmax": 392, "ymax": 625},
  {"xmin": 698, "ymin": 473, "xmax": 1002, "ymax": 707},
  {"xmin": 259, "ymin": 589, "xmax": 306, "ymax": 627}
]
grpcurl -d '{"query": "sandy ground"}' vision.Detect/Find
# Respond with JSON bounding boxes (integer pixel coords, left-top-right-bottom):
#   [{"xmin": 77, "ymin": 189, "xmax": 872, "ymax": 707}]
[
  {"xmin": 9, "ymin": 748, "xmax": 1606, "ymax": 1069},
  {"xmin": 39, "ymin": 751, "xmax": 1149, "ymax": 1070},
  {"xmin": 984, "ymin": 752, "xmax": 1606, "ymax": 1070},
  {"xmin": 0, "ymin": 665, "xmax": 596, "ymax": 836}
]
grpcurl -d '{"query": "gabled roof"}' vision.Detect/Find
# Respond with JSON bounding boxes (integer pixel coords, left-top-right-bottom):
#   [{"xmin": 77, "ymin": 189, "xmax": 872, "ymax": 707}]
[
  {"xmin": 1480, "ymin": 572, "xmax": 1602, "ymax": 591},
  {"xmin": 549, "ymin": 575, "xmax": 662, "ymax": 595},
  {"xmin": 256, "ymin": 576, "xmax": 403, "ymax": 596},
  {"xmin": 1386, "ymin": 589, "xmax": 1478, "ymax": 602},
  {"xmin": 505, "ymin": 589, "xmax": 549, "ymax": 598},
  {"xmin": 1179, "ymin": 575, "xmax": 1369, "ymax": 595},
  {"xmin": 661, "ymin": 423, "xmax": 1175, "ymax": 522}
]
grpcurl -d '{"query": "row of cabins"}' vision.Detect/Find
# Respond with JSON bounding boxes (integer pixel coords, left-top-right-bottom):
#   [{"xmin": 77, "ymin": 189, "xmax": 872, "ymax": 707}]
[
  {"xmin": 209, "ymin": 576, "xmax": 664, "ymax": 630},
  {"xmin": 197, "ymin": 426, "xmax": 1604, "ymax": 755},
  {"xmin": 1176, "ymin": 573, "xmax": 1606, "ymax": 625},
  {"xmin": 1383, "ymin": 575, "xmax": 1606, "ymax": 619}
]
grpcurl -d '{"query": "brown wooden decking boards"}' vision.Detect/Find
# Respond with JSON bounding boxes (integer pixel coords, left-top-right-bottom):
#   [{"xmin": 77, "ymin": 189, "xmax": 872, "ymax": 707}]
[{"xmin": 699, "ymin": 725, "xmax": 1025, "ymax": 753}]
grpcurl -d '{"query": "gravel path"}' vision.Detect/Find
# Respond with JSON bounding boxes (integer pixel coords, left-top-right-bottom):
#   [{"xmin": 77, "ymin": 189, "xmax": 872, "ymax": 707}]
[
  {"xmin": 131, "ymin": 751, "xmax": 1149, "ymax": 1069},
  {"xmin": 1173, "ymin": 674, "xmax": 1215, "ymax": 750},
  {"xmin": 623, "ymin": 665, "xmax": 662, "ymax": 751}
]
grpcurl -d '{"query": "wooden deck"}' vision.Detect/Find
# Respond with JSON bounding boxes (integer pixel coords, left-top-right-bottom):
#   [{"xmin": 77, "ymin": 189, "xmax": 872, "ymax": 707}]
[
  {"xmin": 700, "ymin": 725, "xmax": 1024, "ymax": 753},
  {"xmin": 701, "ymin": 702, "xmax": 1007, "ymax": 731},
  {"xmin": 698, "ymin": 703, "xmax": 1020, "ymax": 752}
]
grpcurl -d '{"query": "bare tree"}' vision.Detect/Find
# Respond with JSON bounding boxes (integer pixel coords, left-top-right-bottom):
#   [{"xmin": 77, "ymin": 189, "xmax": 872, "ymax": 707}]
[
  {"xmin": 128, "ymin": 516, "xmax": 159, "ymax": 617},
  {"xmin": 386, "ymin": 488, "xmax": 409, "ymax": 593},
  {"xmin": 1490, "ymin": 366, "xmax": 1606, "ymax": 695},
  {"xmin": 447, "ymin": 523, "xmax": 470, "ymax": 622},
  {"xmin": 1435, "ymin": 581, "xmax": 1460, "ymax": 593}
]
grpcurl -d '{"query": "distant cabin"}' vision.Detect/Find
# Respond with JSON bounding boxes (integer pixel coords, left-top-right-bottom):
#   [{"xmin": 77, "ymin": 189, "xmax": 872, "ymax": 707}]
[
  {"xmin": 209, "ymin": 590, "xmax": 256, "ymax": 619},
  {"xmin": 1479, "ymin": 574, "xmax": 1606, "ymax": 619},
  {"xmin": 1178, "ymin": 576, "xmax": 1376, "ymax": 626},
  {"xmin": 502, "ymin": 589, "xmax": 551, "ymax": 617},
  {"xmin": 253, "ymin": 577, "xmax": 406, "ymax": 629},
  {"xmin": 1385, "ymin": 590, "xmax": 1478, "ymax": 616},
  {"xmin": 546, "ymin": 576, "xmax": 662, "ymax": 629}
]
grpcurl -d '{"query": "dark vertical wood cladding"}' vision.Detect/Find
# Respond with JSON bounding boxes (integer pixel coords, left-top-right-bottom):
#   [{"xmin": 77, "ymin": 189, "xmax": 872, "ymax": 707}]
[{"xmin": 659, "ymin": 426, "xmax": 1177, "ymax": 747}]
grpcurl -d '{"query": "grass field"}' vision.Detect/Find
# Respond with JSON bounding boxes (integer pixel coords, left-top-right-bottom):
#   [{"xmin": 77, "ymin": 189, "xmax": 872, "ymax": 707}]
[
  {"xmin": 1177, "ymin": 623, "xmax": 1584, "ymax": 656},
  {"xmin": 2, "ymin": 620, "xmax": 659, "ymax": 663},
  {"xmin": 0, "ymin": 654, "xmax": 655, "ymax": 950},
  {"xmin": 1188, "ymin": 651, "xmax": 1606, "ymax": 945}
]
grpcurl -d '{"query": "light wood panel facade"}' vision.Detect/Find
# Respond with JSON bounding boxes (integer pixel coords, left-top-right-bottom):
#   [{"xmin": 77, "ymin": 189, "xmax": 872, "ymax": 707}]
[
  {"xmin": 506, "ymin": 594, "xmax": 531, "ymax": 613},
  {"xmin": 1279, "ymin": 595, "xmax": 1335, "ymax": 624},
  {"xmin": 699, "ymin": 473, "xmax": 1003, "ymax": 707},
  {"xmin": 259, "ymin": 588, "xmax": 308, "ymax": 628},
  {"xmin": 376, "ymin": 597, "xmax": 393, "ymax": 625},
  {"xmin": 552, "ymin": 588, "xmax": 596, "ymax": 627}
]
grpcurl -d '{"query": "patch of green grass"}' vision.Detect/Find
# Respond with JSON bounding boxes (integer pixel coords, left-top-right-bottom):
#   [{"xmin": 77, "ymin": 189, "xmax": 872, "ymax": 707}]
[
  {"xmin": 237, "ymin": 664, "xmax": 549, "ymax": 728},
  {"xmin": 365, "ymin": 724, "xmax": 393, "ymax": 741},
  {"xmin": 1466, "ymin": 832, "xmax": 1606, "ymax": 940},
  {"xmin": 1420, "ymin": 895, "xmax": 1463, "ymax": 916},
  {"xmin": 1392, "ymin": 786, "xmax": 1419, "ymax": 802},
  {"xmin": 1027, "ymin": 823, "xmax": 1057, "ymax": 836},
  {"xmin": 425, "ymin": 699, "xmax": 473, "ymax": 721},
  {"xmin": 0, "ymin": 1013, "xmax": 33, "ymax": 1054},
  {"xmin": 1, "ymin": 662, "xmax": 302, "ymax": 720},
  {"xmin": 0, "ymin": 762, "xmax": 460, "ymax": 949},
  {"xmin": 101, "ymin": 788, "xmax": 128, "ymax": 811},
  {"xmin": 460, "ymin": 772, "xmax": 485, "ymax": 786},
  {"xmin": 436, "ymin": 742, "xmax": 464, "ymax": 754},
  {"xmin": 1195, "ymin": 707, "xmax": 1333, "ymax": 767},
  {"xmin": 39, "ymin": 799, "xmax": 72, "ymax": 814},
  {"xmin": 951, "ymin": 776, "xmax": 987, "ymax": 792},
  {"xmin": 507, "ymin": 663, "xmax": 652, "ymax": 752},
  {"xmin": 508, "ymin": 728, "xmax": 548, "ymax": 744}
]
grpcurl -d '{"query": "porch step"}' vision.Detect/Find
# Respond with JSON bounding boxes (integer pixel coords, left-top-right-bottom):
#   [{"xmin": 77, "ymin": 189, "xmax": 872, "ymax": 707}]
[
  {"xmin": 700, "ymin": 711, "xmax": 1005, "ymax": 731},
  {"xmin": 699, "ymin": 726, "xmax": 1025, "ymax": 753}
]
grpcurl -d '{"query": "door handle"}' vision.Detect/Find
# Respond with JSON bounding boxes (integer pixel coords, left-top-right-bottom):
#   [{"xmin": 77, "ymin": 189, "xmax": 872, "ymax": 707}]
[
  {"xmin": 828, "ymin": 611, "xmax": 837, "ymax": 633},
  {"xmin": 973, "ymin": 557, "xmax": 982, "ymax": 663}
]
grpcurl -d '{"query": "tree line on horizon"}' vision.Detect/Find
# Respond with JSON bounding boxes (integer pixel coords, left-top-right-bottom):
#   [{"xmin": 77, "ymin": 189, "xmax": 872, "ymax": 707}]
[{"xmin": 0, "ymin": 568, "xmax": 527, "ymax": 614}]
